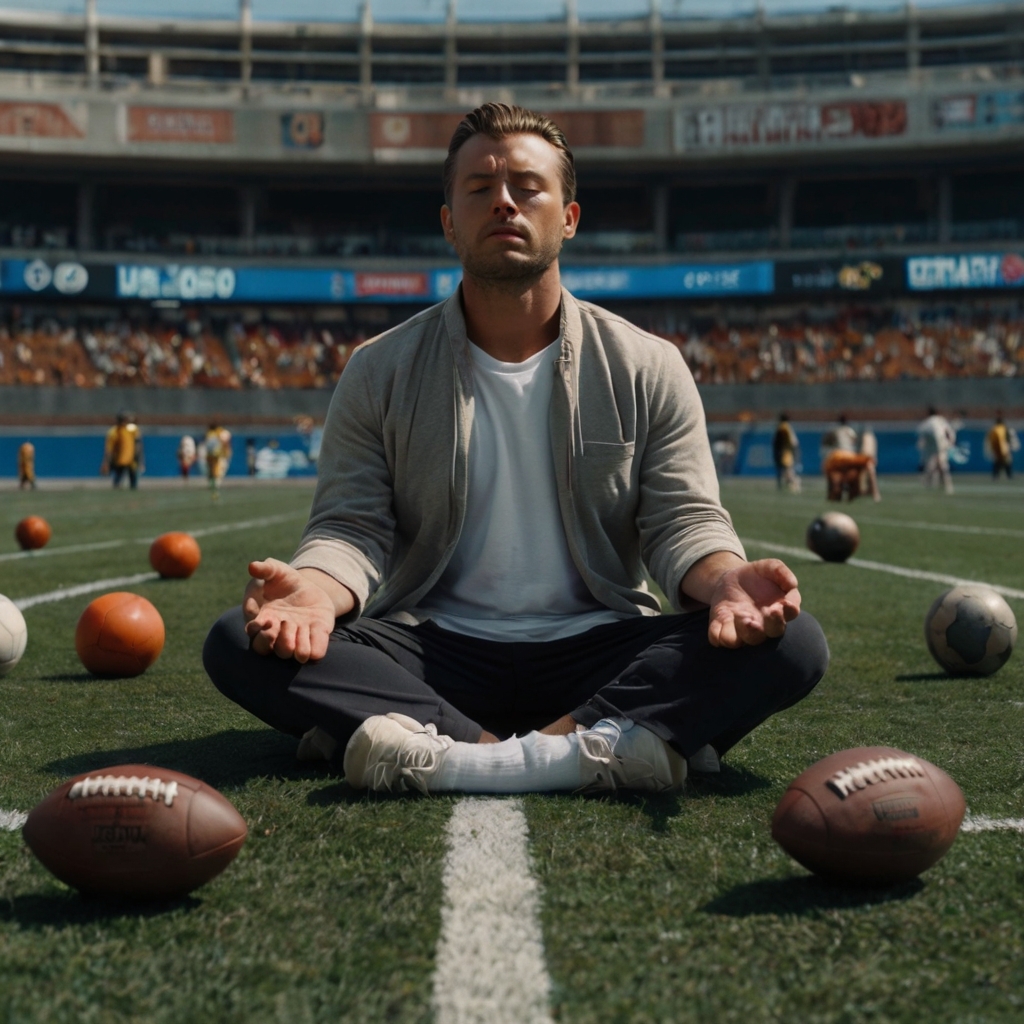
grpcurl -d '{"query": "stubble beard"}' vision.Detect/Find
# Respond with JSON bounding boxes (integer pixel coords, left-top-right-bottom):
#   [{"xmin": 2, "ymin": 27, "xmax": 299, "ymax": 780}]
[{"xmin": 452, "ymin": 226, "xmax": 564, "ymax": 293}]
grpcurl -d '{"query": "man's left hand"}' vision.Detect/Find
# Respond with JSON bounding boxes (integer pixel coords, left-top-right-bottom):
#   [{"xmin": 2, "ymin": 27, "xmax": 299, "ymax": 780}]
[{"xmin": 705, "ymin": 558, "xmax": 801, "ymax": 649}]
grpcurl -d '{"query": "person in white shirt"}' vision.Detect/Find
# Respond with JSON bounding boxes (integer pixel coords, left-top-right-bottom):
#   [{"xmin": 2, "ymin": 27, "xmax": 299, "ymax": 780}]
[{"xmin": 917, "ymin": 407, "xmax": 956, "ymax": 494}]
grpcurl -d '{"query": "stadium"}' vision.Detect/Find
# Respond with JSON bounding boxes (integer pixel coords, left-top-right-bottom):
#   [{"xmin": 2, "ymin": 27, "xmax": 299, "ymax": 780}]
[{"xmin": 0, "ymin": 2, "xmax": 1023, "ymax": 1023}]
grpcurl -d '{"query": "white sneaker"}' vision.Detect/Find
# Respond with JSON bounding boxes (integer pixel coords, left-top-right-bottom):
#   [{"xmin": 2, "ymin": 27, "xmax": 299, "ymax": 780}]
[
  {"xmin": 343, "ymin": 713, "xmax": 454, "ymax": 794},
  {"xmin": 296, "ymin": 726, "xmax": 337, "ymax": 763},
  {"xmin": 687, "ymin": 744, "xmax": 721, "ymax": 774},
  {"xmin": 576, "ymin": 718, "xmax": 686, "ymax": 793}
]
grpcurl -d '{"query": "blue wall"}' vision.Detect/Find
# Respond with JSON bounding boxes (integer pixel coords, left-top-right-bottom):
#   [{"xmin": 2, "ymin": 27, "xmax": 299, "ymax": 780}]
[
  {"xmin": 0, "ymin": 428, "xmax": 997, "ymax": 479},
  {"xmin": 1, "ymin": 433, "xmax": 317, "ymax": 479},
  {"xmin": 734, "ymin": 428, "xmax": 990, "ymax": 476}
]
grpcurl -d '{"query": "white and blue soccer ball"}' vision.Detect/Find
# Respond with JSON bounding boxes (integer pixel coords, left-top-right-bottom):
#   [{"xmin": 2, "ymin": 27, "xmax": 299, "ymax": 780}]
[
  {"xmin": 0, "ymin": 594, "xmax": 27, "ymax": 677},
  {"xmin": 925, "ymin": 585, "xmax": 1017, "ymax": 677}
]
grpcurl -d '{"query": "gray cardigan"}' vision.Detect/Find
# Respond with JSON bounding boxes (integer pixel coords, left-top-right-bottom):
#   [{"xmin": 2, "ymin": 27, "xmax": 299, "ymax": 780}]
[{"xmin": 291, "ymin": 287, "xmax": 745, "ymax": 623}]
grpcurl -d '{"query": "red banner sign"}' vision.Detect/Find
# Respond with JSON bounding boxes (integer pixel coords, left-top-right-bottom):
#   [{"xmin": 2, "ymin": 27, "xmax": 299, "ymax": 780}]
[
  {"xmin": 0, "ymin": 103, "xmax": 86, "ymax": 139},
  {"xmin": 354, "ymin": 273, "xmax": 430, "ymax": 297},
  {"xmin": 371, "ymin": 110, "xmax": 644, "ymax": 150}
]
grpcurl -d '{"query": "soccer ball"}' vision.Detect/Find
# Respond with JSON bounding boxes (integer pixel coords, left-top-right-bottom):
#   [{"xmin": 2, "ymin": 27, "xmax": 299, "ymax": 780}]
[
  {"xmin": 0, "ymin": 594, "xmax": 28, "ymax": 677},
  {"xmin": 925, "ymin": 585, "xmax": 1017, "ymax": 676}
]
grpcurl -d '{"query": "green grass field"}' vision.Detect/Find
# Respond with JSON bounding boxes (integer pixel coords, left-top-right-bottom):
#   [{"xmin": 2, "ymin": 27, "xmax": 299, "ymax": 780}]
[{"xmin": 1, "ymin": 476, "xmax": 1022, "ymax": 1023}]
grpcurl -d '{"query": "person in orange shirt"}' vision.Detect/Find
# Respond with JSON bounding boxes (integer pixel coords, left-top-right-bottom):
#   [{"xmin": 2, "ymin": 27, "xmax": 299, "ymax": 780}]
[{"xmin": 17, "ymin": 440, "xmax": 35, "ymax": 490}]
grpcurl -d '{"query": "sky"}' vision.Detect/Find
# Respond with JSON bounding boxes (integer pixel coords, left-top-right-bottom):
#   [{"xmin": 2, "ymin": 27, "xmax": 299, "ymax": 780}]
[{"xmin": 6, "ymin": 0, "xmax": 995, "ymax": 24}]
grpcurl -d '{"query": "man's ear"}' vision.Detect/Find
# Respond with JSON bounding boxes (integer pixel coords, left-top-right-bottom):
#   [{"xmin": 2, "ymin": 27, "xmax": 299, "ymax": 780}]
[
  {"xmin": 441, "ymin": 205, "xmax": 456, "ymax": 244},
  {"xmin": 563, "ymin": 201, "xmax": 580, "ymax": 239}
]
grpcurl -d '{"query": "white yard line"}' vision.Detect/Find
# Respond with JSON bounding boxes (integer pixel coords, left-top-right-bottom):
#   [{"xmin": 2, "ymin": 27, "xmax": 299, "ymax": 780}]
[
  {"xmin": 0, "ymin": 810, "xmax": 27, "ymax": 832},
  {"xmin": 0, "ymin": 511, "xmax": 306, "ymax": 563},
  {"xmin": 433, "ymin": 798, "xmax": 554, "ymax": 1024},
  {"xmin": 14, "ymin": 573, "xmax": 160, "ymax": 611},
  {"xmin": 742, "ymin": 538, "xmax": 1024, "ymax": 602},
  {"xmin": 961, "ymin": 814, "xmax": 1024, "ymax": 835}
]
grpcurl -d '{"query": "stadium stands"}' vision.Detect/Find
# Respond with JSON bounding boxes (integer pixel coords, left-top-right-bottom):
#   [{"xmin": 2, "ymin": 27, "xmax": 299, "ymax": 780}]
[{"xmin": 2, "ymin": 304, "xmax": 1019, "ymax": 390}]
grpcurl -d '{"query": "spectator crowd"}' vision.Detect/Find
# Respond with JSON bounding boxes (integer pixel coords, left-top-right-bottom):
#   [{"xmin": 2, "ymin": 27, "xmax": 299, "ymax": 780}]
[{"xmin": 0, "ymin": 304, "xmax": 1021, "ymax": 390}]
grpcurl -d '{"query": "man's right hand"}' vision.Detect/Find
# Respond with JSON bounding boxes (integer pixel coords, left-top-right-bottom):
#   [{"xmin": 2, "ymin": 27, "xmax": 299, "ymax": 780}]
[{"xmin": 243, "ymin": 558, "xmax": 340, "ymax": 662}]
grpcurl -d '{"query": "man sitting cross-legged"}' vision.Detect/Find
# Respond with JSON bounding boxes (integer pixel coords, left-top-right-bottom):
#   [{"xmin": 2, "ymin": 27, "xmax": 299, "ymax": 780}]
[{"xmin": 203, "ymin": 103, "xmax": 829, "ymax": 796}]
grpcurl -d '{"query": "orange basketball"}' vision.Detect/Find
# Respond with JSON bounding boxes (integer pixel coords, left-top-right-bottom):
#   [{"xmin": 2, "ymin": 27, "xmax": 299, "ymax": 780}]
[
  {"xmin": 15, "ymin": 516, "xmax": 51, "ymax": 551},
  {"xmin": 149, "ymin": 532, "xmax": 202, "ymax": 579},
  {"xmin": 75, "ymin": 592, "xmax": 165, "ymax": 678}
]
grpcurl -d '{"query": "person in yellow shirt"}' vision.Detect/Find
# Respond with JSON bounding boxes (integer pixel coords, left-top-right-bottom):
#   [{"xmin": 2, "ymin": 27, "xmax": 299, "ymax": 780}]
[
  {"xmin": 204, "ymin": 422, "xmax": 233, "ymax": 496},
  {"xmin": 772, "ymin": 413, "xmax": 800, "ymax": 492},
  {"xmin": 101, "ymin": 412, "xmax": 142, "ymax": 489},
  {"xmin": 17, "ymin": 440, "xmax": 35, "ymax": 490},
  {"xmin": 987, "ymin": 413, "xmax": 1015, "ymax": 480}
]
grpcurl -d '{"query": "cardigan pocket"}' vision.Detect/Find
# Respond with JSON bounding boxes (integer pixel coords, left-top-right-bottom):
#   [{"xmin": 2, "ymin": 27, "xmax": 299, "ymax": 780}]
[{"xmin": 582, "ymin": 441, "xmax": 635, "ymax": 461}]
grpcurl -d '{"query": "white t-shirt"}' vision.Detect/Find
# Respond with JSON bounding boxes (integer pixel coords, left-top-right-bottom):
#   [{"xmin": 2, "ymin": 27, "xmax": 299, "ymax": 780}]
[{"xmin": 417, "ymin": 337, "xmax": 626, "ymax": 642}]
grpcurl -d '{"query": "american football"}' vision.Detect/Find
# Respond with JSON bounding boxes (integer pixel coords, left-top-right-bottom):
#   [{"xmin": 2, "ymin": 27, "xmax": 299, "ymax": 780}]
[
  {"xmin": 805, "ymin": 511, "xmax": 860, "ymax": 563},
  {"xmin": 22, "ymin": 765, "xmax": 247, "ymax": 900},
  {"xmin": 771, "ymin": 746, "xmax": 966, "ymax": 885},
  {"xmin": 925, "ymin": 585, "xmax": 1018, "ymax": 677},
  {"xmin": 149, "ymin": 532, "xmax": 202, "ymax": 579},
  {"xmin": 75, "ymin": 592, "xmax": 166, "ymax": 678}
]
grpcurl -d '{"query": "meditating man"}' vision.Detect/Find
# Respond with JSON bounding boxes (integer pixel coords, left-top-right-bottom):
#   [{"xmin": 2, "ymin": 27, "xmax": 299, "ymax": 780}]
[{"xmin": 203, "ymin": 103, "xmax": 829, "ymax": 795}]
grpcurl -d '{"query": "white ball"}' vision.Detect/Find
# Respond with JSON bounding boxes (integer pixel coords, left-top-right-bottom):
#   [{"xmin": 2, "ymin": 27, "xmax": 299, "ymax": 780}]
[
  {"xmin": 0, "ymin": 594, "xmax": 27, "ymax": 677},
  {"xmin": 925, "ymin": 585, "xmax": 1017, "ymax": 676}
]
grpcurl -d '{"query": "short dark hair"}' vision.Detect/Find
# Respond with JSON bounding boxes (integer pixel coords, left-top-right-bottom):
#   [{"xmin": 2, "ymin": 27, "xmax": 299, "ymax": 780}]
[{"xmin": 443, "ymin": 102, "xmax": 577, "ymax": 207}]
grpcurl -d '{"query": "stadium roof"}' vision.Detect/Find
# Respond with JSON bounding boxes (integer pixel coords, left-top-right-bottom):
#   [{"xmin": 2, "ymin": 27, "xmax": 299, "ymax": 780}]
[{"xmin": 6, "ymin": 0, "xmax": 1008, "ymax": 24}]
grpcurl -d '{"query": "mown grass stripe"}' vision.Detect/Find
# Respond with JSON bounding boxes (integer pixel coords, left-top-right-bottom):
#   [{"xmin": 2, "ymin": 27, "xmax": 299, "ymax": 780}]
[
  {"xmin": 0, "ymin": 512, "xmax": 306, "ymax": 563},
  {"xmin": 433, "ymin": 798, "xmax": 554, "ymax": 1024},
  {"xmin": 743, "ymin": 537, "xmax": 1024, "ymax": 601},
  {"xmin": 14, "ymin": 572, "xmax": 160, "ymax": 611},
  {"xmin": 756, "ymin": 507, "xmax": 1024, "ymax": 539}
]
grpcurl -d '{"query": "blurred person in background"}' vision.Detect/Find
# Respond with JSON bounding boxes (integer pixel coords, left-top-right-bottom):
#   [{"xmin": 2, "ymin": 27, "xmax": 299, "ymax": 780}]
[
  {"xmin": 205, "ymin": 422, "xmax": 233, "ymax": 496},
  {"xmin": 177, "ymin": 434, "xmax": 197, "ymax": 482},
  {"xmin": 917, "ymin": 406, "xmax": 956, "ymax": 494},
  {"xmin": 986, "ymin": 412, "xmax": 1017, "ymax": 479},
  {"xmin": 100, "ymin": 411, "xmax": 142, "ymax": 489},
  {"xmin": 821, "ymin": 418, "xmax": 880, "ymax": 502},
  {"xmin": 17, "ymin": 440, "xmax": 35, "ymax": 489},
  {"xmin": 772, "ymin": 413, "xmax": 800, "ymax": 493}
]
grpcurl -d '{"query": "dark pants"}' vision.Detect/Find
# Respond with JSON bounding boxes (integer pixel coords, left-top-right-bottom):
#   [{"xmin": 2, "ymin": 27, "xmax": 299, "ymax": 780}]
[
  {"xmin": 203, "ymin": 609, "xmax": 828, "ymax": 761},
  {"xmin": 111, "ymin": 464, "xmax": 137, "ymax": 489}
]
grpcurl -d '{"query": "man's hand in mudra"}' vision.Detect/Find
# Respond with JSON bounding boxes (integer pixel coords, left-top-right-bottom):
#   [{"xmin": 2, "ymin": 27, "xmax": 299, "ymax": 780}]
[
  {"xmin": 243, "ymin": 558, "xmax": 346, "ymax": 662},
  {"xmin": 682, "ymin": 553, "xmax": 802, "ymax": 650}
]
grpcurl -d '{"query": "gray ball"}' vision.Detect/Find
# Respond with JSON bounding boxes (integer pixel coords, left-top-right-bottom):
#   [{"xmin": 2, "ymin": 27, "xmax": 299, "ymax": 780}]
[{"xmin": 925, "ymin": 585, "xmax": 1017, "ymax": 676}]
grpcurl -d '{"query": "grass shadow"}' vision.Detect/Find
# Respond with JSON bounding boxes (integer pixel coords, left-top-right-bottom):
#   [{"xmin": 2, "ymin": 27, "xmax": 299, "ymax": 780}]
[
  {"xmin": 35, "ymin": 672, "xmax": 105, "ymax": 683},
  {"xmin": 43, "ymin": 728, "xmax": 306, "ymax": 789},
  {"xmin": 702, "ymin": 874, "xmax": 925, "ymax": 918},
  {"xmin": 686, "ymin": 763, "xmax": 773, "ymax": 799},
  {"xmin": 894, "ymin": 672, "xmax": 955, "ymax": 682},
  {"xmin": 0, "ymin": 891, "xmax": 201, "ymax": 931}
]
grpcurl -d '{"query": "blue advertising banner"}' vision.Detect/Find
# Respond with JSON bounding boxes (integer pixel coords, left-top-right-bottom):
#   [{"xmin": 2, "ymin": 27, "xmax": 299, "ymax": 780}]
[
  {"xmin": 907, "ymin": 253, "xmax": 1024, "ymax": 291},
  {"xmin": 562, "ymin": 261, "xmax": 774, "ymax": 298},
  {"xmin": 3, "ymin": 259, "xmax": 774, "ymax": 303}
]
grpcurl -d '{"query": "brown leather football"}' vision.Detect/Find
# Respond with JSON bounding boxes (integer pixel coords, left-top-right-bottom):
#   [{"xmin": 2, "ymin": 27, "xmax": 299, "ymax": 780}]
[
  {"xmin": 23, "ymin": 764, "xmax": 247, "ymax": 899},
  {"xmin": 771, "ymin": 746, "xmax": 965, "ymax": 885}
]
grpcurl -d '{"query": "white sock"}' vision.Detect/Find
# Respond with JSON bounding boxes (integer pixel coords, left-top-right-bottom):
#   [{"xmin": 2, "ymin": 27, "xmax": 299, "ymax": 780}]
[{"xmin": 431, "ymin": 731, "xmax": 584, "ymax": 793}]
